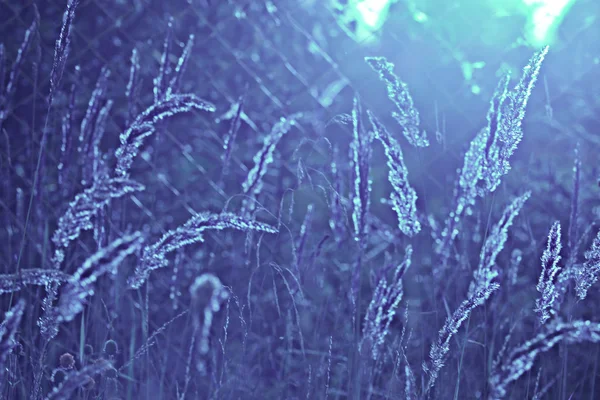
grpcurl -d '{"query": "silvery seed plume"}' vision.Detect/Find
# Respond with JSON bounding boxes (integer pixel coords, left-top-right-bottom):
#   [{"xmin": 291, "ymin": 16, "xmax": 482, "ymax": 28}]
[
  {"xmin": 242, "ymin": 113, "xmax": 304, "ymax": 197},
  {"xmin": 435, "ymin": 75, "xmax": 512, "ymax": 259},
  {"xmin": 435, "ymin": 48, "xmax": 547, "ymax": 266},
  {"xmin": 214, "ymin": 90, "xmax": 255, "ymax": 129},
  {"xmin": 46, "ymin": 358, "xmax": 112, "ymax": 400},
  {"xmin": 348, "ymin": 95, "xmax": 372, "ymax": 315},
  {"xmin": 476, "ymin": 73, "xmax": 510, "ymax": 197},
  {"xmin": 361, "ymin": 245, "xmax": 412, "ymax": 360},
  {"xmin": 221, "ymin": 92, "xmax": 246, "ymax": 176},
  {"xmin": 423, "ymin": 283, "xmax": 500, "ymax": 394},
  {"xmin": 0, "ymin": 17, "xmax": 36, "ymax": 126},
  {"xmin": 435, "ymin": 123, "xmax": 496, "ymax": 265},
  {"xmin": 556, "ymin": 223, "xmax": 597, "ymax": 299},
  {"xmin": 49, "ymin": 0, "xmax": 80, "ymax": 103},
  {"xmin": 367, "ymin": 110, "xmax": 420, "ymax": 237},
  {"xmin": 469, "ymin": 191, "xmax": 530, "ymax": 297},
  {"xmin": 482, "ymin": 46, "xmax": 549, "ymax": 193},
  {"xmin": 575, "ymin": 229, "xmax": 600, "ymax": 300},
  {"xmin": 364, "ymin": 56, "xmax": 428, "ymax": 147},
  {"xmin": 115, "ymin": 93, "xmax": 216, "ymax": 177},
  {"xmin": 530, "ymin": 372, "xmax": 556, "ymax": 400},
  {"xmin": 350, "ymin": 95, "xmax": 372, "ymax": 243},
  {"xmin": 326, "ymin": 113, "xmax": 352, "ymax": 127},
  {"xmin": 0, "ymin": 300, "xmax": 25, "ymax": 391},
  {"xmin": 58, "ymin": 67, "xmax": 80, "ymax": 186},
  {"xmin": 483, "ymin": 74, "xmax": 510, "ymax": 158},
  {"xmin": 535, "ymin": 221, "xmax": 562, "ymax": 324},
  {"xmin": 434, "ymin": 127, "xmax": 487, "ymax": 261},
  {"xmin": 78, "ymin": 66, "xmax": 111, "ymax": 158},
  {"xmin": 51, "ymin": 177, "xmax": 145, "ymax": 261},
  {"xmin": 0, "ymin": 269, "xmax": 69, "ymax": 295},
  {"xmin": 489, "ymin": 319, "xmax": 600, "ymax": 400},
  {"xmin": 80, "ymin": 68, "xmax": 112, "ymax": 186},
  {"xmin": 40, "ymin": 233, "xmax": 143, "ymax": 340},
  {"xmin": 128, "ymin": 212, "xmax": 277, "ymax": 289},
  {"xmin": 4, "ymin": 18, "xmax": 36, "ymax": 99},
  {"xmin": 154, "ymin": 16, "xmax": 174, "ymax": 102},
  {"xmin": 189, "ymin": 273, "xmax": 229, "ymax": 375},
  {"xmin": 126, "ymin": 48, "xmax": 140, "ymax": 121},
  {"xmin": 166, "ymin": 33, "xmax": 195, "ymax": 97},
  {"xmin": 90, "ymin": 99, "xmax": 113, "ymax": 183},
  {"xmin": 40, "ymin": 178, "xmax": 143, "ymax": 342},
  {"xmin": 404, "ymin": 353, "xmax": 417, "ymax": 400}
]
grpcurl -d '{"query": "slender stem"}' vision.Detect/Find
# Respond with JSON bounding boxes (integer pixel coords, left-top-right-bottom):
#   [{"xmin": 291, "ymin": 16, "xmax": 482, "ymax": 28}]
[
  {"xmin": 454, "ymin": 316, "xmax": 471, "ymax": 400},
  {"xmin": 15, "ymin": 96, "xmax": 54, "ymax": 276}
]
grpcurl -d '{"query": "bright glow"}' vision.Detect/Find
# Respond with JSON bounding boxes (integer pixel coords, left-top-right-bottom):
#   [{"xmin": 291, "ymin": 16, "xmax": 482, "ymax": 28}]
[
  {"xmin": 487, "ymin": 0, "xmax": 577, "ymax": 47},
  {"xmin": 522, "ymin": 0, "xmax": 577, "ymax": 45},
  {"xmin": 355, "ymin": 0, "xmax": 394, "ymax": 29},
  {"xmin": 413, "ymin": 10, "xmax": 429, "ymax": 23},
  {"xmin": 331, "ymin": 0, "xmax": 394, "ymax": 44}
]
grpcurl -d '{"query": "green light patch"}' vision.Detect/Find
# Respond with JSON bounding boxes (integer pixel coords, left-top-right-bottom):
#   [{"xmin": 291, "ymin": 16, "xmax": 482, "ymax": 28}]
[
  {"xmin": 331, "ymin": 0, "xmax": 396, "ymax": 43},
  {"xmin": 355, "ymin": 0, "xmax": 395, "ymax": 29},
  {"xmin": 522, "ymin": 0, "xmax": 577, "ymax": 46}
]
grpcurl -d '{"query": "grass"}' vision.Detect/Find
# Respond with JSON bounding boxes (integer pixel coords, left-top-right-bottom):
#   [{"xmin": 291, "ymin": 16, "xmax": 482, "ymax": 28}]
[{"xmin": 1, "ymin": 0, "xmax": 600, "ymax": 399}]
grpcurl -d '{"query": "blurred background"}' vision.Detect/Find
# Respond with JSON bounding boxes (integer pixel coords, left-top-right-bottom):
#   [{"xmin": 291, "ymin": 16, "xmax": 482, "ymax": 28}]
[
  {"xmin": 2, "ymin": 0, "xmax": 599, "ymax": 217},
  {"xmin": 3, "ymin": 0, "xmax": 600, "ymax": 323},
  {"xmin": 2, "ymin": 0, "xmax": 600, "ymax": 306},
  {"xmin": 2, "ymin": 0, "xmax": 600, "ymax": 398}
]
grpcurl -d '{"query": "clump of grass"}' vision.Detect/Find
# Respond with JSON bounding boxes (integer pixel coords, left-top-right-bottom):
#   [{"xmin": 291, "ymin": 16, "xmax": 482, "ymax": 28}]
[{"xmin": 1, "ymin": 2, "xmax": 599, "ymax": 400}]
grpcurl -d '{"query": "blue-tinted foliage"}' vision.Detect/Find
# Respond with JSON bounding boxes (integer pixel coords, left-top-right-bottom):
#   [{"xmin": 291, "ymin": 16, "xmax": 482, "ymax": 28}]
[
  {"xmin": 1, "ymin": 2, "xmax": 599, "ymax": 399},
  {"xmin": 364, "ymin": 56, "xmax": 429, "ymax": 147},
  {"xmin": 535, "ymin": 221, "xmax": 563, "ymax": 324},
  {"xmin": 367, "ymin": 110, "xmax": 421, "ymax": 237}
]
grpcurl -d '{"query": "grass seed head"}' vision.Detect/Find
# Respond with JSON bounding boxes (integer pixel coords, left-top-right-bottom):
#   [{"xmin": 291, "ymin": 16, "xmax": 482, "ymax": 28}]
[
  {"xmin": 59, "ymin": 352, "xmax": 75, "ymax": 369},
  {"xmin": 51, "ymin": 369, "xmax": 67, "ymax": 386},
  {"xmin": 103, "ymin": 340, "xmax": 118, "ymax": 357}
]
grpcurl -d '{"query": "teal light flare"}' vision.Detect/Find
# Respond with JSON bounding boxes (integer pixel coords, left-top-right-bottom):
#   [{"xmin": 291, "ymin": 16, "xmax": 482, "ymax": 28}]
[
  {"xmin": 518, "ymin": 0, "xmax": 578, "ymax": 46},
  {"xmin": 332, "ymin": 0, "xmax": 396, "ymax": 43}
]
